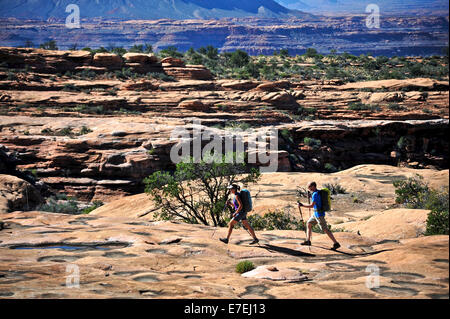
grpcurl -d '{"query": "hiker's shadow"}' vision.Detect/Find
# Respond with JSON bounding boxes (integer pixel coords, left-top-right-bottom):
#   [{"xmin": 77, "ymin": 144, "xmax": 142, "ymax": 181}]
[{"xmin": 257, "ymin": 243, "xmax": 316, "ymax": 257}]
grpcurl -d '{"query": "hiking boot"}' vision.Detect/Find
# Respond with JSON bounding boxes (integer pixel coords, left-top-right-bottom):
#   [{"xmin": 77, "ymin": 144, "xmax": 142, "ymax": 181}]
[
  {"xmin": 301, "ymin": 240, "xmax": 311, "ymax": 246},
  {"xmin": 331, "ymin": 242, "xmax": 341, "ymax": 251},
  {"xmin": 219, "ymin": 238, "xmax": 229, "ymax": 244},
  {"xmin": 249, "ymin": 238, "xmax": 259, "ymax": 245}
]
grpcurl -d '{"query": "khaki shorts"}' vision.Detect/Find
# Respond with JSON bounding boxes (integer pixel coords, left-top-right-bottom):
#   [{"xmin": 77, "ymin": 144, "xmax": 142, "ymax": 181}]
[{"xmin": 307, "ymin": 215, "xmax": 329, "ymax": 231}]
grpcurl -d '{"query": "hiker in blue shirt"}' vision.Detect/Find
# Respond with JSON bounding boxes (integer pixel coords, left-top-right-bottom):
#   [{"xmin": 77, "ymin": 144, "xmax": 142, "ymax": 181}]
[
  {"xmin": 298, "ymin": 181, "xmax": 341, "ymax": 251},
  {"xmin": 220, "ymin": 184, "xmax": 259, "ymax": 245}
]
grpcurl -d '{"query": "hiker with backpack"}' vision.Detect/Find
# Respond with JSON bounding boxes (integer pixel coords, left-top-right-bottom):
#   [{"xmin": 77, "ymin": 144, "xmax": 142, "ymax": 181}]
[
  {"xmin": 220, "ymin": 184, "xmax": 259, "ymax": 245},
  {"xmin": 298, "ymin": 182, "xmax": 341, "ymax": 251}
]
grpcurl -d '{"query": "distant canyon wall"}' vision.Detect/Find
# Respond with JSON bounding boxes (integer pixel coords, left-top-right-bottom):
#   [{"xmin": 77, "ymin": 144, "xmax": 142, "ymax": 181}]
[{"xmin": 0, "ymin": 16, "xmax": 448, "ymax": 56}]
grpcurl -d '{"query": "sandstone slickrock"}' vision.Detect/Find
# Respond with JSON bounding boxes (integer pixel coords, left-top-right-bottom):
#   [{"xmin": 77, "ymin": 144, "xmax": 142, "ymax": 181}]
[
  {"xmin": 0, "ymin": 201, "xmax": 448, "ymax": 298},
  {"xmin": 256, "ymin": 80, "xmax": 291, "ymax": 92},
  {"xmin": 0, "ymin": 174, "xmax": 43, "ymax": 213},
  {"xmin": 92, "ymin": 53, "xmax": 124, "ymax": 69},
  {"xmin": 161, "ymin": 57, "xmax": 185, "ymax": 67},
  {"xmin": 242, "ymin": 265, "xmax": 308, "ymax": 282},
  {"xmin": 261, "ymin": 91, "xmax": 297, "ymax": 106},
  {"xmin": 163, "ymin": 65, "xmax": 213, "ymax": 80},
  {"xmin": 123, "ymin": 53, "xmax": 158, "ymax": 64}
]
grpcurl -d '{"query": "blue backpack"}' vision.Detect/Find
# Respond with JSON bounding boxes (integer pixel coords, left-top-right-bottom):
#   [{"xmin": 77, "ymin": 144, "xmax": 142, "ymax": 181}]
[{"xmin": 239, "ymin": 189, "xmax": 253, "ymax": 213}]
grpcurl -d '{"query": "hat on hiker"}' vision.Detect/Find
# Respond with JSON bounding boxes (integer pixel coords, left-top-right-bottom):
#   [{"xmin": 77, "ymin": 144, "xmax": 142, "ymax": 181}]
[{"xmin": 227, "ymin": 184, "xmax": 240, "ymax": 190}]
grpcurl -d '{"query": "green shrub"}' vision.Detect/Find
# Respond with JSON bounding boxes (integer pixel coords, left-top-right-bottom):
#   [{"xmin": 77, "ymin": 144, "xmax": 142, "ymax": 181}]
[
  {"xmin": 393, "ymin": 175, "xmax": 430, "ymax": 209},
  {"xmin": 425, "ymin": 209, "xmax": 449, "ymax": 235},
  {"xmin": 247, "ymin": 210, "xmax": 304, "ymax": 231},
  {"xmin": 394, "ymin": 176, "xmax": 449, "ymax": 236},
  {"xmin": 304, "ymin": 48, "xmax": 318, "ymax": 58},
  {"xmin": 348, "ymin": 102, "xmax": 380, "ymax": 112},
  {"xmin": 144, "ymin": 153, "xmax": 260, "ymax": 226},
  {"xmin": 79, "ymin": 126, "xmax": 92, "ymax": 135},
  {"xmin": 324, "ymin": 183, "xmax": 347, "ymax": 194},
  {"xmin": 224, "ymin": 121, "xmax": 251, "ymax": 131},
  {"xmin": 7, "ymin": 72, "xmax": 18, "ymax": 81},
  {"xmin": 39, "ymin": 197, "xmax": 79, "ymax": 214},
  {"xmin": 303, "ymin": 137, "xmax": 321, "ymax": 149},
  {"xmin": 397, "ymin": 136, "xmax": 409, "ymax": 149},
  {"xmin": 235, "ymin": 261, "xmax": 255, "ymax": 274},
  {"xmin": 63, "ymin": 83, "xmax": 80, "ymax": 92},
  {"xmin": 324, "ymin": 163, "xmax": 338, "ymax": 172},
  {"xmin": 228, "ymin": 50, "xmax": 250, "ymax": 68},
  {"xmin": 82, "ymin": 201, "xmax": 104, "ymax": 214},
  {"xmin": 387, "ymin": 103, "xmax": 405, "ymax": 111},
  {"xmin": 39, "ymin": 40, "xmax": 58, "ymax": 50}
]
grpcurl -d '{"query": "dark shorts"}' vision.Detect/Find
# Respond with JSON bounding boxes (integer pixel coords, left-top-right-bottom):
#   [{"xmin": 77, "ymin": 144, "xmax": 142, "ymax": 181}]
[{"xmin": 232, "ymin": 211, "xmax": 247, "ymax": 222}]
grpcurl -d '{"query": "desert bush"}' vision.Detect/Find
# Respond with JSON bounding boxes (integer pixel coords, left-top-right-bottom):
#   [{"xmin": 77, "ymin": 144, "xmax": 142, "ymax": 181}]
[
  {"xmin": 228, "ymin": 50, "xmax": 250, "ymax": 68},
  {"xmin": 236, "ymin": 261, "xmax": 255, "ymax": 274},
  {"xmin": 324, "ymin": 183, "xmax": 347, "ymax": 194},
  {"xmin": 304, "ymin": 48, "xmax": 318, "ymax": 58},
  {"xmin": 324, "ymin": 163, "xmax": 338, "ymax": 172},
  {"xmin": 224, "ymin": 121, "xmax": 251, "ymax": 131},
  {"xmin": 393, "ymin": 175, "xmax": 431, "ymax": 209},
  {"xmin": 147, "ymin": 72, "xmax": 175, "ymax": 82},
  {"xmin": 303, "ymin": 137, "xmax": 321, "ymax": 149},
  {"xmin": 159, "ymin": 46, "xmax": 184, "ymax": 58},
  {"xmin": 39, "ymin": 196, "xmax": 79, "ymax": 214},
  {"xmin": 348, "ymin": 102, "xmax": 380, "ymax": 112},
  {"xmin": 144, "ymin": 153, "xmax": 260, "ymax": 226},
  {"xmin": 63, "ymin": 84, "xmax": 80, "ymax": 92},
  {"xmin": 79, "ymin": 126, "xmax": 92, "ymax": 135},
  {"xmin": 394, "ymin": 176, "xmax": 449, "ymax": 235},
  {"xmin": 387, "ymin": 103, "xmax": 405, "ymax": 111},
  {"xmin": 39, "ymin": 40, "xmax": 58, "ymax": 50},
  {"xmin": 82, "ymin": 200, "xmax": 104, "ymax": 214},
  {"xmin": 425, "ymin": 209, "xmax": 449, "ymax": 235},
  {"xmin": 247, "ymin": 210, "xmax": 304, "ymax": 231},
  {"xmin": 128, "ymin": 44, "xmax": 153, "ymax": 53}
]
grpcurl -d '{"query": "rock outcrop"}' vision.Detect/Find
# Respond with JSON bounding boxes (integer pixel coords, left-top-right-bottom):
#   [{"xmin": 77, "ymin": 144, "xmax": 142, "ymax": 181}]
[
  {"xmin": 0, "ymin": 174, "xmax": 43, "ymax": 213},
  {"xmin": 0, "ymin": 47, "xmax": 210, "ymax": 80},
  {"xmin": 0, "ymin": 116, "xmax": 447, "ymax": 201}
]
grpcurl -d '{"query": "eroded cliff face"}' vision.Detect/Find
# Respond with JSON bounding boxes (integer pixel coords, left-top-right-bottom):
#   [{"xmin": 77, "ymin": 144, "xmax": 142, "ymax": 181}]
[
  {"xmin": 0, "ymin": 47, "xmax": 448, "ymax": 202},
  {"xmin": 0, "ymin": 116, "xmax": 447, "ymax": 202}
]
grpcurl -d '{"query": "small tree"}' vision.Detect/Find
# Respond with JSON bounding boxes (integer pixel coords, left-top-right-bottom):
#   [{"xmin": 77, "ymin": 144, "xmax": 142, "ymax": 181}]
[
  {"xmin": 229, "ymin": 50, "xmax": 250, "ymax": 68},
  {"xmin": 144, "ymin": 154, "xmax": 260, "ymax": 226},
  {"xmin": 159, "ymin": 46, "xmax": 184, "ymax": 58},
  {"xmin": 305, "ymin": 48, "xmax": 318, "ymax": 58},
  {"xmin": 393, "ymin": 175, "xmax": 430, "ymax": 209},
  {"xmin": 40, "ymin": 40, "xmax": 58, "ymax": 50}
]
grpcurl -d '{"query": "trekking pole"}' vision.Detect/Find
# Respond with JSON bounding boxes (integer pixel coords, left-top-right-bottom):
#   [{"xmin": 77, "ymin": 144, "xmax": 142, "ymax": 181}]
[
  {"xmin": 308, "ymin": 191, "xmax": 312, "ymax": 243},
  {"xmin": 212, "ymin": 193, "xmax": 230, "ymax": 238},
  {"xmin": 297, "ymin": 201, "xmax": 307, "ymax": 241}
]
